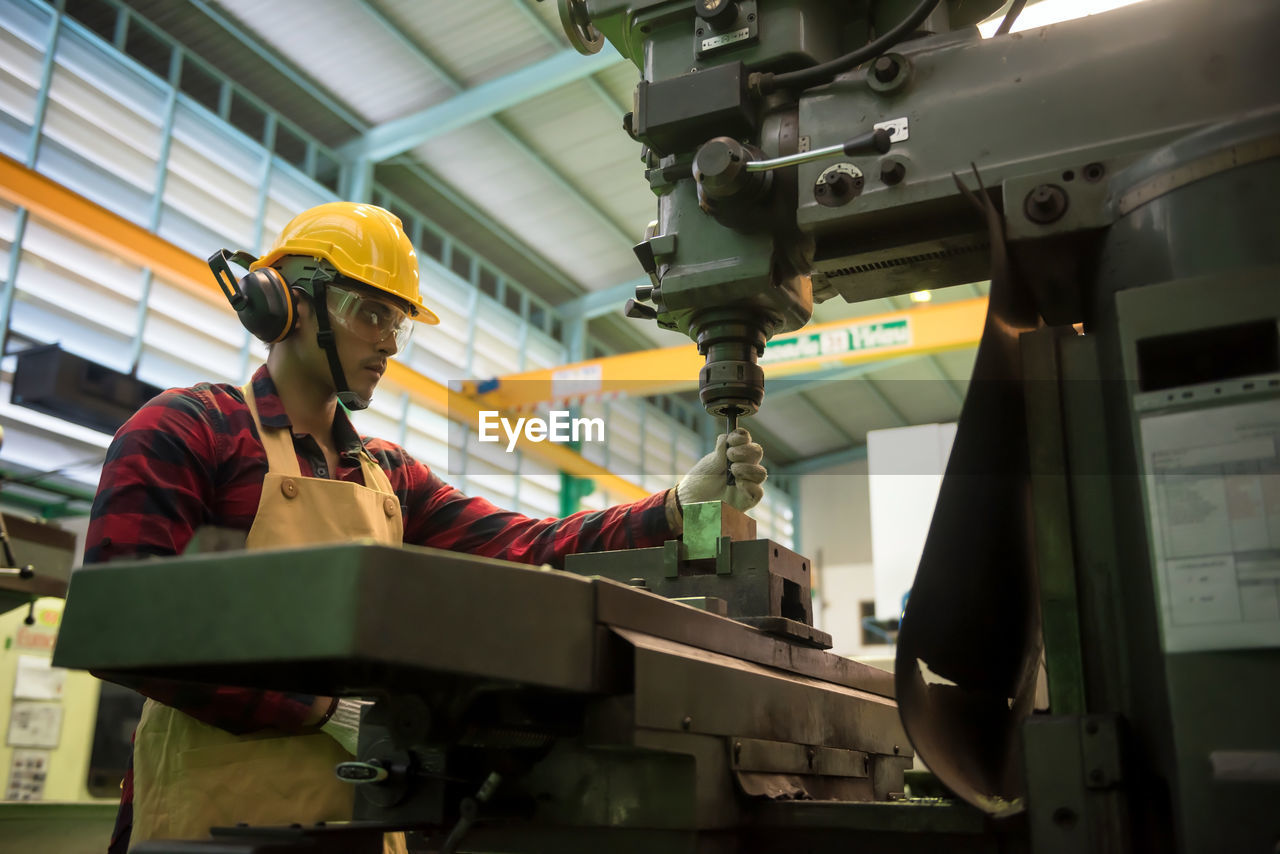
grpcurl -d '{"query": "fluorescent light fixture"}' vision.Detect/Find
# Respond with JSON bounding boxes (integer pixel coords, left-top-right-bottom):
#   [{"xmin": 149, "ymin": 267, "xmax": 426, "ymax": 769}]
[
  {"xmin": 909, "ymin": 290, "xmax": 933, "ymax": 303},
  {"xmin": 978, "ymin": 0, "xmax": 1152, "ymax": 38}
]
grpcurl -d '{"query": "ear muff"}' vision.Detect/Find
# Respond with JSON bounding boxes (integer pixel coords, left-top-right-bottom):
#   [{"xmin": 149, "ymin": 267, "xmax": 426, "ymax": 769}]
[{"xmin": 208, "ymin": 249, "xmax": 297, "ymax": 343}]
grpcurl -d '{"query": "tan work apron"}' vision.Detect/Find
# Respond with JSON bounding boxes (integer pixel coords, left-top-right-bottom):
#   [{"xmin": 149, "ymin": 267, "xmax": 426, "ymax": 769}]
[{"xmin": 130, "ymin": 384, "xmax": 405, "ymax": 851}]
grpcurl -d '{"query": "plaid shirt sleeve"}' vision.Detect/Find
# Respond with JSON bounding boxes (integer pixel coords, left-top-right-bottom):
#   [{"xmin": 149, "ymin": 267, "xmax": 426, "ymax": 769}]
[
  {"xmin": 83, "ymin": 388, "xmax": 319, "ymax": 735},
  {"xmin": 367, "ymin": 440, "xmax": 676, "ymax": 567}
]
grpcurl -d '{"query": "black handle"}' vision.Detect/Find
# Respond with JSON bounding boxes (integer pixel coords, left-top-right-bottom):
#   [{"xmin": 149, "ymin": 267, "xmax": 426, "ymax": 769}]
[{"xmin": 843, "ymin": 127, "xmax": 892, "ymax": 156}]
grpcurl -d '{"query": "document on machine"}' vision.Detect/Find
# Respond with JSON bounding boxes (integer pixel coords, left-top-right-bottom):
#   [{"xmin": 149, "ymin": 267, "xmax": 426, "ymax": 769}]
[{"xmin": 1141, "ymin": 397, "xmax": 1280, "ymax": 653}]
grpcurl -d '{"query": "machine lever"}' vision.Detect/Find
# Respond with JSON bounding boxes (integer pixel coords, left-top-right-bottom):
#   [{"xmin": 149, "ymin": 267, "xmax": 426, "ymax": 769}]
[
  {"xmin": 440, "ymin": 772, "xmax": 501, "ymax": 854},
  {"xmin": 744, "ymin": 128, "xmax": 892, "ymax": 173},
  {"xmin": 624, "ymin": 299, "xmax": 658, "ymax": 320}
]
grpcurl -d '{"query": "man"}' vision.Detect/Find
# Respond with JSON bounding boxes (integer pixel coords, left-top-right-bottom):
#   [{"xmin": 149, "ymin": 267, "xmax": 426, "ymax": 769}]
[{"xmin": 83, "ymin": 202, "xmax": 767, "ymax": 851}]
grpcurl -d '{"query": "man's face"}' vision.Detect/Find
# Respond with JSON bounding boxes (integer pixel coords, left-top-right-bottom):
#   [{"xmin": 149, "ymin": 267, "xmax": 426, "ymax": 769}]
[{"xmin": 295, "ymin": 283, "xmax": 413, "ymax": 401}]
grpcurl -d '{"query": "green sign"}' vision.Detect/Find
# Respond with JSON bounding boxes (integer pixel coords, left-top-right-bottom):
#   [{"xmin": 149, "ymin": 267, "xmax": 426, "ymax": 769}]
[{"xmin": 760, "ymin": 318, "xmax": 911, "ymax": 366}]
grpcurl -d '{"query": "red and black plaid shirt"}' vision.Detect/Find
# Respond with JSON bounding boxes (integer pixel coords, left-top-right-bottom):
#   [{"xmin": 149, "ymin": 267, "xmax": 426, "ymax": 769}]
[{"xmin": 85, "ymin": 364, "xmax": 673, "ymax": 849}]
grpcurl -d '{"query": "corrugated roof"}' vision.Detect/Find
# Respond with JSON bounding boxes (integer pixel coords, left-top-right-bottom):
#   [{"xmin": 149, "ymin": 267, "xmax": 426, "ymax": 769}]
[{"xmin": 208, "ymin": 0, "xmax": 448, "ymax": 125}]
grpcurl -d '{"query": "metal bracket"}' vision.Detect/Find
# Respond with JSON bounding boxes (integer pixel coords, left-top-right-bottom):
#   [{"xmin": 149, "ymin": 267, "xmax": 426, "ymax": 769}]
[
  {"xmin": 1023, "ymin": 714, "xmax": 1125, "ymax": 854},
  {"xmin": 1080, "ymin": 715, "xmax": 1122, "ymax": 789},
  {"xmin": 694, "ymin": 1, "xmax": 758, "ymax": 60}
]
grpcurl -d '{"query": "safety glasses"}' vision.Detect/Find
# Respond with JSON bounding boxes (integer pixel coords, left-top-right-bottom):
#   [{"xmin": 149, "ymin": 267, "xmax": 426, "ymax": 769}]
[{"xmin": 325, "ymin": 284, "xmax": 414, "ymax": 352}]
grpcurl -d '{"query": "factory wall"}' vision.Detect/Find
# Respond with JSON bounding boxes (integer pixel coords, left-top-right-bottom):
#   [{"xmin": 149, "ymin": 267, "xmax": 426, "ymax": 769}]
[
  {"xmin": 802, "ymin": 422, "xmax": 957, "ymax": 667},
  {"xmin": 798, "ymin": 459, "xmax": 884, "ymax": 660}
]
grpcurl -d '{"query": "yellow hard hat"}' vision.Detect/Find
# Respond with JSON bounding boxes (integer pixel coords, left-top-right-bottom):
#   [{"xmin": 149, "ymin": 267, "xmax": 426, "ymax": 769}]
[{"xmin": 251, "ymin": 201, "xmax": 440, "ymax": 325}]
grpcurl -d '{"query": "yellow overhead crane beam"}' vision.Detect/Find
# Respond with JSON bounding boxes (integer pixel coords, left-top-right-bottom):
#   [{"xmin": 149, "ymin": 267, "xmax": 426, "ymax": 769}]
[
  {"xmin": 0, "ymin": 154, "xmax": 650, "ymax": 501},
  {"xmin": 466, "ymin": 297, "xmax": 988, "ymax": 412}
]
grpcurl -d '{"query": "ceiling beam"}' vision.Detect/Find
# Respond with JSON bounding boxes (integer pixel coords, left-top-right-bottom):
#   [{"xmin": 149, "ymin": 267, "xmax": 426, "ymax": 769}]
[
  {"xmin": 507, "ymin": 0, "xmax": 632, "ymax": 113},
  {"xmin": 925, "ymin": 354, "xmax": 965, "ymax": 406},
  {"xmin": 796, "ymin": 396, "xmax": 860, "ymax": 446},
  {"xmin": 863, "ymin": 378, "xmax": 909, "ymax": 426},
  {"xmin": 764, "ymin": 354, "xmax": 925, "ymax": 401},
  {"xmin": 344, "ymin": 46, "xmax": 623, "ymax": 163},
  {"xmin": 354, "ymin": 0, "xmax": 639, "ymax": 254},
  {"xmin": 557, "ymin": 277, "xmax": 648, "ymax": 321},
  {"xmin": 778, "ymin": 444, "xmax": 869, "ymax": 476}
]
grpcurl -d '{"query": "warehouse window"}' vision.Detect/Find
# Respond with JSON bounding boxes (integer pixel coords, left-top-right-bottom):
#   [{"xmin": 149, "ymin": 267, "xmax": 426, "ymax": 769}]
[
  {"xmin": 228, "ymin": 92, "xmax": 266, "ymax": 146},
  {"xmin": 451, "ymin": 246, "xmax": 475, "ymax": 285},
  {"xmin": 503, "ymin": 281, "xmax": 522, "ymax": 316},
  {"xmin": 418, "ymin": 226, "xmax": 444, "ymax": 263},
  {"xmin": 273, "ymin": 122, "xmax": 307, "ymax": 170},
  {"xmin": 313, "ymin": 151, "xmax": 341, "ymax": 194},
  {"xmin": 528, "ymin": 303, "xmax": 547, "ymax": 332},
  {"xmin": 477, "ymin": 268, "xmax": 498, "ymax": 301},
  {"xmin": 62, "ymin": 0, "xmax": 116, "ymax": 44},
  {"xmin": 179, "ymin": 60, "xmax": 221, "ymax": 114},
  {"xmin": 122, "ymin": 18, "xmax": 171, "ymax": 80}
]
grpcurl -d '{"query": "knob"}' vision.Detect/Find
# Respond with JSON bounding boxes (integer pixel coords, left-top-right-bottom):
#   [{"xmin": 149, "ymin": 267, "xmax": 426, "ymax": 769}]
[
  {"xmin": 873, "ymin": 55, "xmax": 900, "ymax": 83},
  {"xmin": 696, "ymin": 0, "xmax": 738, "ymax": 27},
  {"xmin": 635, "ymin": 283, "xmax": 654, "ymax": 302},
  {"xmin": 880, "ymin": 159, "xmax": 907, "ymax": 185}
]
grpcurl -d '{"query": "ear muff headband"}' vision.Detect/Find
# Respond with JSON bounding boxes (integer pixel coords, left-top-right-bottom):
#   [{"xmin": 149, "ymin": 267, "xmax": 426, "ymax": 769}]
[
  {"xmin": 208, "ymin": 249, "xmax": 296, "ymax": 343},
  {"xmin": 208, "ymin": 250, "xmax": 373, "ymax": 410}
]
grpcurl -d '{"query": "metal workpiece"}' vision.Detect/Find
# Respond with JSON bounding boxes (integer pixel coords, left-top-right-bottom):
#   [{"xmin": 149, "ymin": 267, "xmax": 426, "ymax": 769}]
[
  {"xmin": 564, "ymin": 514, "xmax": 820, "ymax": 642},
  {"xmin": 681, "ymin": 500, "xmax": 756, "ymax": 561}
]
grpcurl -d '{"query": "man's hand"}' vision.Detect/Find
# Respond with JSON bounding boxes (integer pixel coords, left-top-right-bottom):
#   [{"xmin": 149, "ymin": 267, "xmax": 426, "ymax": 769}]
[{"xmin": 677, "ymin": 428, "xmax": 767, "ymax": 513}]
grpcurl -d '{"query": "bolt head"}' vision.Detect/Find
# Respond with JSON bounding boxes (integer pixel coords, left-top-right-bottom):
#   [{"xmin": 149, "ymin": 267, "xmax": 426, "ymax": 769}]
[
  {"xmin": 1024, "ymin": 183, "xmax": 1068, "ymax": 224},
  {"xmin": 874, "ymin": 55, "xmax": 899, "ymax": 83}
]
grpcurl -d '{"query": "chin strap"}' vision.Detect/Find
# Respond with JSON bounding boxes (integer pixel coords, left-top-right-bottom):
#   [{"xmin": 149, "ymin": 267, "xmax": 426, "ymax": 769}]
[{"xmin": 308, "ymin": 279, "xmax": 371, "ymax": 411}]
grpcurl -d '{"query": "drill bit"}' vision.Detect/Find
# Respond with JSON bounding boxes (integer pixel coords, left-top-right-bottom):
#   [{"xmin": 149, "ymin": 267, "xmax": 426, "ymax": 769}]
[{"xmin": 725, "ymin": 408, "xmax": 739, "ymax": 487}]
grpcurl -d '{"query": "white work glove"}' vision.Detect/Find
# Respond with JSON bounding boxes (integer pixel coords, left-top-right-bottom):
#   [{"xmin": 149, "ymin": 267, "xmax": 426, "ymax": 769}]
[
  {"xmin": 677, "ymin": 428, "xmax": 767, "ymax": 513},
  {"xmin": 320, "ymin": 698, "xmax": 371, "ymax": 755}
]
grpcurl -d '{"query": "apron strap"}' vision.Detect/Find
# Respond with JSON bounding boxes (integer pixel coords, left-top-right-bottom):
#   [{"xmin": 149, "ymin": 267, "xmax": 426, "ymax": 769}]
[
  {"xmin": 242, "ymin": 382, "xmax": 396, "ymax": 498},
  {"xmin": 242, "ymin": 382, "xmax": 302, "ymax": 478},
  {"xmin": 354, "ymin": 442, "xmax": 395, "ymax": 496}
]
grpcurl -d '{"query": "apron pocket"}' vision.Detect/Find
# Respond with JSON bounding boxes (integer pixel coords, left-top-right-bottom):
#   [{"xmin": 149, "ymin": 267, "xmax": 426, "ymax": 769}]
[{"xmin": 170, "ymin": 732, "xmax": 354, "ymax": 839}]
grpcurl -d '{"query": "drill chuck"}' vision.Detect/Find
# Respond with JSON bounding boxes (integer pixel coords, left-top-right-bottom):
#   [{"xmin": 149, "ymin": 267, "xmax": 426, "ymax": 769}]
[{"xmin": 691, "ymin": 309, "xmax": 770, "ymax": 418}]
